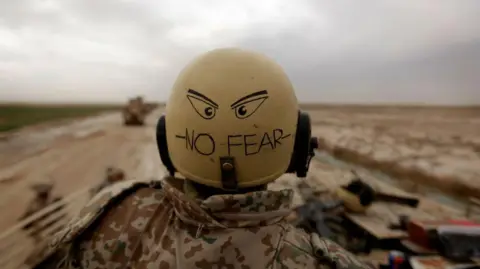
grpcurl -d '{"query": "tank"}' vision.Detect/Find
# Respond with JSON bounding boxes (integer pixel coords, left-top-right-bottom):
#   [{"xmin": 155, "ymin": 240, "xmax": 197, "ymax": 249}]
[
  {"xmin": 0, "ymin": 182, "xmax": 70, "ymax": 269},
  {"xmin": 0, "ymin": 177, "xmax": 105, "ymax": 268}
]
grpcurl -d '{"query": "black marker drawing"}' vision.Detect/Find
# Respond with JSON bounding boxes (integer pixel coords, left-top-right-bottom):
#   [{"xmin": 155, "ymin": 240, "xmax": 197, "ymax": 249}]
[
  {"xmin": 187, "ymin": 89, "xmax": 219, "ymax": 120},
  {"xmin": 175, "ymin": 127, "xmax": 291, "ymax": 157},
  {"xmin": 230, "ymin": 90, "xmax": 269, "ymax": 119},
  {"xmin": 176, "ymin": 129, "xmax": 215, "ymax": 156},
  {"xmin": 227, "ymin": 128, "xmax": 291, "ymax": 156}
]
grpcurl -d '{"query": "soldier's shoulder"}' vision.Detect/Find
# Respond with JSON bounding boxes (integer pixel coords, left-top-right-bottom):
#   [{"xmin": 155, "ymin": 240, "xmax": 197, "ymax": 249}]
[
  {"xmin": 281, "ymin": 226, "xmax": 374, "ymax": 269},
  {"xmin": 41, "ymin": 179, "xmax": 164, "ymax": 262}
]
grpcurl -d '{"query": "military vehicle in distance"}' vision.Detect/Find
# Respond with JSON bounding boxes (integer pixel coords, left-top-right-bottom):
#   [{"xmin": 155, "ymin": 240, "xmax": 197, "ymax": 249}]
[{"xmin": 122, "ymin": 96, "xmax": 146, "ymax": 126}]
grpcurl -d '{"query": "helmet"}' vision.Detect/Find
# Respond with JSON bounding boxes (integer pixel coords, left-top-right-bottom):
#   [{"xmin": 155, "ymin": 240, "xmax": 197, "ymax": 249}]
[{"xmin": 157, "ymin": 48, "xmax": 313, "ymax": 189}]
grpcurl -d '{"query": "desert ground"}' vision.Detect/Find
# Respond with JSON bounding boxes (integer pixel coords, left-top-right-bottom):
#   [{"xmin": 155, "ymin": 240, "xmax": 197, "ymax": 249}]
[
  {"xmin": 0, "ymin": 104, "xmax": 479, "ymax": 268},
  {"xmin": 306, "ymin": 105, "xmax": 480, "ymax": 200},
  {"xmin": 0, "ymin": 108, "xmax": 166, "ymax": 232}
]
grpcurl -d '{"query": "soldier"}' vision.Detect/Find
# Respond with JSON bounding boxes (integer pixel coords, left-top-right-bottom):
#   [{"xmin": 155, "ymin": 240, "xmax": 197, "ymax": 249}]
[{"xmin": 35, "ymin": 48, "xmax": 373, "ymax": 269}]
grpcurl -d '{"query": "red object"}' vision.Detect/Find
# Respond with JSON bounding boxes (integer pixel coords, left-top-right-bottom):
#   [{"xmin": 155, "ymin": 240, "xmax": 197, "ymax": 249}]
[
  {"xmin": 407, "ymin": 219, "xmax": 480, "ymax": 249},
  {"xmin": 388, "ymin": 251, "xmax": 405, "ymax": 269},
  {"xmin": 448, "ymin": 220, "xmax": 478, "ymax": 226},
  {"xmin": 393, "ymin": 257, "xmax": 404, "ymax": 269}
]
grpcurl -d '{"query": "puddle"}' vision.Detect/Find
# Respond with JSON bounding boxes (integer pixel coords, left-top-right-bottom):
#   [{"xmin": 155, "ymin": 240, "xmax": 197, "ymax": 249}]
[{"xmin": 314, "ymin": 150, "xmax": 470, "ymax": 212}]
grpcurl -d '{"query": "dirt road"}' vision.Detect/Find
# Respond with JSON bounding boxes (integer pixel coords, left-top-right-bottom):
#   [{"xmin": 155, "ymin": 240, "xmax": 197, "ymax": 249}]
[
  {"xmin": 1, "ymin": 105, "xmax": 475, "ymax": 232},
  {"xmin": 0, "ymin": 108, "xmax": 166, "ymax": 232},
  {"xmin": 0, "ymin": 105, "xmax": 476, "ymax": 268}
]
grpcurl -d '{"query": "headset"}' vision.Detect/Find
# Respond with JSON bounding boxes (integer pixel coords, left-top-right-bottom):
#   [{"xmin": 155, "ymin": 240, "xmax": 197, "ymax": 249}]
[{"xmin": 156, "ymin": 110, "xmax": 318, "ymax": 180}]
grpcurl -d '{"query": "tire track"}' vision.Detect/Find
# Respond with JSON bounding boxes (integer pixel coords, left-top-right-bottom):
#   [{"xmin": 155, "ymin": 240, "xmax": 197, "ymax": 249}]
[
  {"xmin": 0, "ymin": 134, "xmax": 118, "ymax": 231},
  {"xmin": 0, "ymin": 109, "xmax": 163, "ymax": 232}
]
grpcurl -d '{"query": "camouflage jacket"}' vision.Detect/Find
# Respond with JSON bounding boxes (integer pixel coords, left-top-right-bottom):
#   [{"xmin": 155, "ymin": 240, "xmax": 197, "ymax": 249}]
[{"xmin": 36, "ymin": 177, "xmax": 373, "ymax": 269}]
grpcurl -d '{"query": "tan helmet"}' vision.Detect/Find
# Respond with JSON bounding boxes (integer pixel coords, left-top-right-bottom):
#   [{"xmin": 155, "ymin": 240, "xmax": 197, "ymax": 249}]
[{"xmin": 164, "ymin": 48, "xmax": 299, "ymax": 189}]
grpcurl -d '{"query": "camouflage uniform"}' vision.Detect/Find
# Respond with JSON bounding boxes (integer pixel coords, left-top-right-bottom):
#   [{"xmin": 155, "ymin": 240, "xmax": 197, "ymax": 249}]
[{"xmin": 36, "ymin": 177, "xmax": 373, "ymax": 269}]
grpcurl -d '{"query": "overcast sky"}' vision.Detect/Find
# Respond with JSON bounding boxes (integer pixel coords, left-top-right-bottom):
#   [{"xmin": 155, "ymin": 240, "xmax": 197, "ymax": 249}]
[{"xmin": 0, "ymin": 0, "xmax": 479, "ymax": 105}]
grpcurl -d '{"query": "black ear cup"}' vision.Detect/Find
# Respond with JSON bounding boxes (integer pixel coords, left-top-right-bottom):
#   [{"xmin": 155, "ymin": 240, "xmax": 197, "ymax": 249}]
[
  {"xmin": 286, "ymin": 111, "xmax": 315, "ymax": 177},
  {"xmin": 156, "ymin": 115, "xmax": 176, "ymax": 175}
]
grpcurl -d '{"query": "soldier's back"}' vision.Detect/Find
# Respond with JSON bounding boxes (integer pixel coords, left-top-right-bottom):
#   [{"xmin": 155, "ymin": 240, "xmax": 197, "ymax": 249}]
[{"xmin": 41, "ymin": 178, "xmax": 372, "ymax": 269}]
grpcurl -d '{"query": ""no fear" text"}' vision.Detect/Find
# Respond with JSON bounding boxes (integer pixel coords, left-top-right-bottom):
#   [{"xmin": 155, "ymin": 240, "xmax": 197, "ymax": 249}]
[{"xmin": 175, "ymin": 128, "xmax": 291, "ymax": 156}]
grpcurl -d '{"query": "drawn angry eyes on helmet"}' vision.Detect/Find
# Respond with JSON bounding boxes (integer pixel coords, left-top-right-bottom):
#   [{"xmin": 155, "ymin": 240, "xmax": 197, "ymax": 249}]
[
  {"xmin": 186, "ymin": 89, "xmax": 218, "ymax": 120},
  {"xmin": 187, "ymin": 88, "xmax": 269, "ymax": 120}
]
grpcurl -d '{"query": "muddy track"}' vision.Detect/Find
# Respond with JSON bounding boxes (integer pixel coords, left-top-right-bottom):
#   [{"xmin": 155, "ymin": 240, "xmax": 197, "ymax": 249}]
[{"xmin": 0, "ymin": 109, "xmax": 166, "ymax": 232}]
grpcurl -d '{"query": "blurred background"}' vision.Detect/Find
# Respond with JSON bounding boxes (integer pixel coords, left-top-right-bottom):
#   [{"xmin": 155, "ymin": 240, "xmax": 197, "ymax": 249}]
[{"xmin": 0, "ymin": 1, "xmax": 479, "ymax": 268}]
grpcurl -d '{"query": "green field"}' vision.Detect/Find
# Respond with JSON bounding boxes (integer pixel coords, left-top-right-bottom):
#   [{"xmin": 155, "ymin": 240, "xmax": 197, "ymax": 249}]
[{"xmin": 0, "ymin": 103, "xmax": 122, "ymax": 132}]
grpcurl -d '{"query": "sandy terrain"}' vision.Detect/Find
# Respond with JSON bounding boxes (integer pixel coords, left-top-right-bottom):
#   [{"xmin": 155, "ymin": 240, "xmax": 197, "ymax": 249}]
[
  {"xmin": 0, "ymin": 109, "xmax": 166, "ymax": 232},
  {"xmin": 1, "ymin": 105, "xmax": 477, "ymax": 232},
  {"xmin": 0, "ymin": 105, "xmax": 478, "ymax": 268},
  {"xmin": 306, "ymin": 105, "xmax": 480, "ymax": 198}
]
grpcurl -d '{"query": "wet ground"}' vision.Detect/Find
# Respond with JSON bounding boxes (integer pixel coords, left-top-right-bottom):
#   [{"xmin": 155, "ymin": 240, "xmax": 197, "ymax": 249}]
[
  {"xmin": 0, "ymin": 106, "xmax": 477, "ymax": 268},
  {"xmin": 314, "ymin": 150, "xmax": 470, "ymax": 211},
  {"xmin": 0, "ymin": 109, "xmax": 166, "ymax": 232},
  {"xmin": 0, "ymin": 106, "xmax": 474, "ymax": 231},
  {"xmin": 308, "ymin": 105, "xmax": 480, "ymax": 198}
]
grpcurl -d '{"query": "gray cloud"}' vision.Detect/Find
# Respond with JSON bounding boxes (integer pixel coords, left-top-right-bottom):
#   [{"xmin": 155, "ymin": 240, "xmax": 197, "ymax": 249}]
[{"xmin": 0, "ymin": 0, "xmax": 479, "ymax": 104}]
